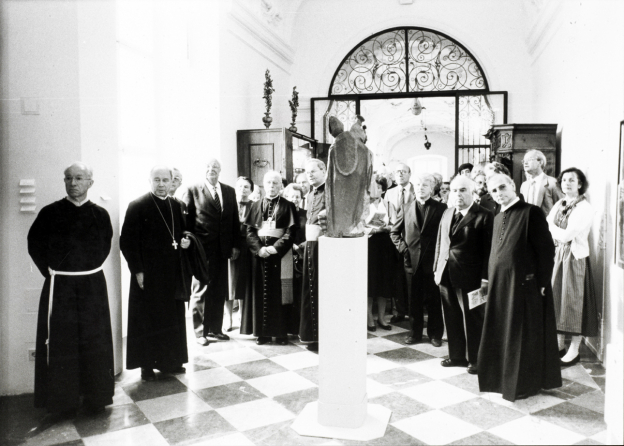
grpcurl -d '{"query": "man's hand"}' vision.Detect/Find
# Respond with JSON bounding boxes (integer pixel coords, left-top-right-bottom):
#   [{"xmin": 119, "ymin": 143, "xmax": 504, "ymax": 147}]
[
  {"xmin": 136, "ymin": 272, "xmax": 145, "ymax": 290},
  {"xmin": 180, "ymin": 237, "xmax": 191, "ymax": 249},
  {"xmin": 540, "ymin": 287, "xmax": 546, "ymax": 296},
  {"xmin": 266, "ymin": 246, "xmax": 278, "ymax": 255},
  {"xmin": 480, "ymin": 280, "xmax": 488, "ymax": 297},
  {"xmin": 318, "ymin": 210, "xmax": 328, "ymax": 234},
  {"xmin": 231, "ymin": 247, "xmax": 240, "ymax": 260},
  {"xmin": 258, "ymin": 247, "xmax": 270, "ymax": 258}
]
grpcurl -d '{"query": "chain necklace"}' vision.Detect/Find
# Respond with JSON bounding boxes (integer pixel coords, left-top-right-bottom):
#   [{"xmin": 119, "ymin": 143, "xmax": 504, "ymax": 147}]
[
  {"xmin": 150, "ymin": 194, "xmax": 178, "ymax": 249},
  {"xmin": 263, "ymin": 196, "xmax": 280, "ymax": 222}
]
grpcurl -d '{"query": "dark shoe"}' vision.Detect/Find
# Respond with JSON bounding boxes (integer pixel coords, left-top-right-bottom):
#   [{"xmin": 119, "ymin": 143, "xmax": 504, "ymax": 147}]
[
  {"xmin": 467, "ymin": 364, "xmax": 478, "ymax": 375},
  {"xmin": 307, "ymin": 342, "xmax": 318, "ymax": 352},
  {"xmin": 559, "ymin": 348, "xmax": 567, "ymax": 358},
  {"xmin": 404, "ymin": 336, "xmax": 422, "ymax": 345},
  {"xmin": 367, "ymin": 325, "xmax": 377, "ymax": 332},
  {"xmin": 256, "ymin": 336, "xmax": 271, "ymax": 345},
  {"xmin": 207, "ymin": 333, "xmax": 230, "ymax": 341},
  {"xmin": 276, "ymin": 337, "xmax": 288, "ymax": 346},
  {"xmin": 196, "ymin": 336, "xmax": 210, "ymax": 346},
  {"xmin": 441, "ymin": 358, "xmax": 468, "ymax": 368},
  {"xmin": 514, "ymin": 392, "xmax": 537, "ymax": 400},
  {"xmin": 431, "ymin": 338, "xmax": 443, "ymax": 347},
  {"xmin": 141, "ymin": 368, "xmax": 156, "ymax": 381},
  {"xmin": 226, "ymin": 327, "xmax": 236, "ymax": 332},
  {"xmin": 377, "ymin": 320, "xmax": 392, "ymax": 330},
  {"xmin": 82, "ymin": 404, "xmax": 106, "ymax": 415},
  {"xmin": 169, "ymin": 366, "xmax": 186, "ymax": 374},
  {"xmin": 560, "ymin": 354, "xmax": 580, "ymax": 367},
  {"xmin": 390, "ymin": 314, "xmax": 406, "ymax": 323}
]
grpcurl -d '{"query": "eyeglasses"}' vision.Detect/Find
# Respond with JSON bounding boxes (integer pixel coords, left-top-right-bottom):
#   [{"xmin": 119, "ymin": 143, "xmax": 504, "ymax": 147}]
[
  {"xmin": 64, "ymin": 176, "xmax": 91, "ymax": 182},
  {"xmin": 523, "ymin": 158, "xmax": 538, "ymax": 162}
]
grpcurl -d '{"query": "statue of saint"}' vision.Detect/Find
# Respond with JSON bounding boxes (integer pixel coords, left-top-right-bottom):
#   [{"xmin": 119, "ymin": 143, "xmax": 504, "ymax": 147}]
[{"xmin": 325, "ymin": 115, "xmax": 377, "ymax": 237}]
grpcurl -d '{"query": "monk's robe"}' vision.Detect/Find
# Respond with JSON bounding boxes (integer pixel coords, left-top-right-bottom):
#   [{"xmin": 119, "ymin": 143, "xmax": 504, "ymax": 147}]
[
  {"xmin": 241, "ymin": 196, "xmax": 297, "ymax": 338},
  {"xmin": 120, "ymin": 193, "xmax": 188, "ymax": 372},
  {"xmin": 28, "ymin": 198, "xmax": 114, "ymax": 412}
]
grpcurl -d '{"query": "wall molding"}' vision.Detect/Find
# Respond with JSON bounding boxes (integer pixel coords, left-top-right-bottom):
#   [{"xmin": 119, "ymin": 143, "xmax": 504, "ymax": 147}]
[{"xmin": 525, "ymin": 0, "xmax": 565, "ymax": 64}]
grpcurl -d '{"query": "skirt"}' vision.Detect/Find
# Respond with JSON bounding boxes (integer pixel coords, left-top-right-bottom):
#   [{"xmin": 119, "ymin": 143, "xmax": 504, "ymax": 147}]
[
  {"xmin": 551, "ymin": 243, "xmax": 599, "ymax": 336},
  {"xmin": 367, "ymin": 232, "xmax": 396, "ymax": 298}
]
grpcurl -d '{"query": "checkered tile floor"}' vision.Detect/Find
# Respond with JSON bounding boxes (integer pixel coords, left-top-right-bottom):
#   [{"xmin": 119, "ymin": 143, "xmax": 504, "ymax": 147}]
[{"xmin": 1, "ymin": 316, "xmax": 607, "ymax": 445}]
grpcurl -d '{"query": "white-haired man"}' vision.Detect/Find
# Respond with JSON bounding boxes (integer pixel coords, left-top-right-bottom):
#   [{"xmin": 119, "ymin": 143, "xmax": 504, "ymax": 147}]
[
  {"xmin": 520, "ymin": 149, "xmax": 563, "ymax": 216},
  {"xmin": 433, "ymin": 175, "xmax": 493, "ymax": 374},
  {"xmin": 390, "ymin": 173, "xmax": 447, "ymax": 346},
  {"xmin": 478, "ymin": 173, "xmax": 561, "ymax": 401},
  {"xmin": 28, "ymin": 162, "xmax": 114, "ymax": 415}
]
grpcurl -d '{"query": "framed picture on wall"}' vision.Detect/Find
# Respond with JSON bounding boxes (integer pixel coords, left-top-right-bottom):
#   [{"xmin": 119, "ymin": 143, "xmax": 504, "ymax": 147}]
[{"xmin": 616, "ymin": 120, "xmax": 624, "ymax": 268}]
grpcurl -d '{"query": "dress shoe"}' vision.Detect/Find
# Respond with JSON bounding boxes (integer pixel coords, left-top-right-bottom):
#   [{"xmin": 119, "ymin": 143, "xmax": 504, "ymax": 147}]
[
  {"xmin": 307, "ymin": 342, "xmax": 318, "ymax": 352},
  {"xmin": 169, "ymin": 366, "xmax": 186, "ymax": 374},
  {"xmin": 404, "ymin": 336, "xmax": 422, "ymax": 345},
  {"xmin": 514, "ymin": 392, "xmax": 537, "ymax": 400},
  {"xmin": 276, "ymin": 337, "xmax": 288, "ymax": 345},
  {"xmin": 431, "ymin": 338, "xmax": 443, "ymax": 347},
  {"xmin": 377, "ymin": 319, "xmax": 392, "ymax": 330},
  {"xmin": 390, "ymin": 314, "xmax": 406, "ymax": 323},
  {"xmin": 207, "ymin": 333, "xmax": 230, "ymax": 341},
  {"xmin": 82, "ymin": 404, "xmax": 106, "ymax": 415},
  {"xmin": 467, "ymin": 363, "xmax": 478, "ymax": 375},
  {"xmin": 256, "ymin": 336, "xmax": 271, "ymax": 345},
  {"xmin": 226, "ymin": 327, "xmax": 236, "ymax": 332},
  {"xmin": 441, "ymin": 358, "xmax": 468, "ymax": 368},
  {"xmin": 367, "ymin": 325, "xmax": 377, "ymax": 332},
  {"xmin": 196, "ymin": 336, "xmax": 210, "ymax": 346},
  {"xmin": 560, "ymin": 353, "xmax": 580, "ymax": 367},
  {"xmin": 141, "ymin": 368, "xmax": 156, "ymax": 381},
  {"xmin": 559, "ymin": 348, "xmax": 567, "ymax": 358}
]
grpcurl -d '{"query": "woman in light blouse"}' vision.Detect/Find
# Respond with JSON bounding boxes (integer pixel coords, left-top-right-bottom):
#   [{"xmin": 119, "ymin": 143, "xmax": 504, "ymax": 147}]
[{"xmin": 547, "ymin": 167, "xmax": 598, "ymax": 366}]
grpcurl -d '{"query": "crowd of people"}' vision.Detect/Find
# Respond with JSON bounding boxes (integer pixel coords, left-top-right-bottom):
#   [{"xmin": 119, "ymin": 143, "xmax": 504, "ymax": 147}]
[{"xmin": 27, "ymin": 148, "xmax": 599, "ymax": 417}]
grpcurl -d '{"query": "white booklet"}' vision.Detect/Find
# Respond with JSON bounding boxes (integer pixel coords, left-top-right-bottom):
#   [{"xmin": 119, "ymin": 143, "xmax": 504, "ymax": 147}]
[{"xmin": 467, "ymin": 288, "xmax": 487, "ymax": 309}]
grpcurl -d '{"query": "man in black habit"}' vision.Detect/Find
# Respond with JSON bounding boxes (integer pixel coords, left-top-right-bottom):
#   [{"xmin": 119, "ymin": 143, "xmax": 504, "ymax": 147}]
[
  {"xmin": 27, "ymin": 162, "xmax": 114, "ymax": 415},
  {"xmin": 120, "ymin": 166, "xmax": 190, "ymax": 381},
  {"xmin": 241, "ymin": 171, "xmax": 297, "ymax": 345},
  {"xmin": 478, "ymin": 173, "xmax": 562, "ymax": 401}
]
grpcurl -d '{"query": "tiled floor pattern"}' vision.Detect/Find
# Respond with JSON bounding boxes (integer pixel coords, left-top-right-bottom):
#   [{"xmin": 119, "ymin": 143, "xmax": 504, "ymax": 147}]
[{"xmin": 1, "ymin": 316, "xmax": 607, "ymax": 445}]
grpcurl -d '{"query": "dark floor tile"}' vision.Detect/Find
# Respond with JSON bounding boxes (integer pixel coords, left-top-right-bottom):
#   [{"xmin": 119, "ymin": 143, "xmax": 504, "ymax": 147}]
[
  {"xmin": 442, "ymin": 398, "xmax": 524, "ymax": 430},
  {"xmin": 368, "ymin": 367, "xmax": 431, "ymax": 389},
  {"xmin": 584, "ymin": 362, "xmax": 606, "ymax": 377},
  {"xmin": 570, "ymin": 390, "xmax": 605, "ymax": 414},
  {"xmin": 122, "ymin": 376, "xmax": 189, "ymax": 402},
  {"xmin": 367, "ymin": 332, "xmax": 378, "ymax": 339},
  {"xmin": 442, "ymin": 373, "xmax": 483, "ymax": 395},
  {"xmin": 369, "ymin": 392, "xmax": 432, "ymax": 423},
  {"xmin": 542, "ymin": 378, "xmax": 596, "ymax": 401},
  {"xmin": 448, "ymin": 431, "xmax": 514, "ymax": 445},
  {"xmin": 227, "ymin": 359, "xmax": 288, "ymax": 380},
  {"xmin": 72, "ymin": 403, "xmax": 149, "ymax": 438},
  {"xmin": 573, "ymin": 439, "xmax": 604, "ymax": 445},
  {"xmin": 0, "ymin": 395, "xmax": 47, "ymax": 445},
  {"xmin": 273, "ymin": 387, "xmax": 319, "ymax": 415},
  {"xmin": 533, "ymin": 401, "xmax": 607, "ymax": 436},
  {"xmin": 294, "ymin": 366, "xmax": 319, "ymax": 385},
  {"xmin": 50, "ymin": 441, "xmax": 85, "ymax": 446},
  {"xmin": 379, "ymin": 332, "xmax": 412, "ymax": 345},
  {"xmin": 248, "ymin": 341, "xmax": 307, "ymax": 358},
  {"xmin": 195, "ymin": 382, "xmax": 266, "ymax": 409},
  {"xmin": 154, "ymin": 410, "xmax": 236, "ymax": 445},
  {"xmin": 389, "ymin": 319, "xmax": 411, "ymax": 330},
  {"xmin": 244, "ymin": 420, "xmax": 328, "ymax": 445},
  {"xmin": 591, "ymin": 376, "xmax": 606, "ymax": 393},
  {"xmin": 374, "ymin": 347, "xmax": 434, "ymax": 365},
  {"xmin": 190, "ymin": 354, "xmax": 221, "ymax": 370},
  {"xmin": 341, "ymin": 424, "xmax": 426, "ymax": 445}
]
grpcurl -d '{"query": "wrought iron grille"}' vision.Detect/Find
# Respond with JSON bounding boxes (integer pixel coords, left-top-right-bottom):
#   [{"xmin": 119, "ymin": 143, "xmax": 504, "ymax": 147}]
[
  {"xmin": 314, "ymin": 100, "xmax": 358, "ymax": 144},
  {"xmin": 330, "ymin": 27, "xmax": 487, "ymax": 96}
]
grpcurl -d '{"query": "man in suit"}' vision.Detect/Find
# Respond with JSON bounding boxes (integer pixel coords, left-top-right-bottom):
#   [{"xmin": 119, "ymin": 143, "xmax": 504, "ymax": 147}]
[
  {"xmin": 433, "ymin": 176, "xmax": 493, "ymax": 374},
  {"xmin": 295, "ymin": 172, "xmax": 310, "ymax": 210},
  {"xmin": 391, "ymin": 173, "xmax": 447, "ymax": 346},
  {"xmin": 520, "ymin": 149, "xmax": 563, "ymax": 216},
  {"xmin": 384, "ymin": 162, "xmax": 414, "ymax": 323},
  {"xmin": 183, "ymin": 159, "xmax": 240, "ymax": 345},
  {"xmin": 472, "ymin": 170, "xmax": 497, "ymax": 214}
]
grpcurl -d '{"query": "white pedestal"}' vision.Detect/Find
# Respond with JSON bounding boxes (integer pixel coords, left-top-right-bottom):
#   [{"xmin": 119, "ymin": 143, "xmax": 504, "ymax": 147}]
[{"xmin": 291, "ymin": 236, "xmax": 391, "ymax": 441}]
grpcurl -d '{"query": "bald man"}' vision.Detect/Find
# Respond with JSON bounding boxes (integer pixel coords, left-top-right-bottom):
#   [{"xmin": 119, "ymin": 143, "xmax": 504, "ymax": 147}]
[
  {"xmin": 183, "ymin": 159, "xmax": 240, "ymax": 344},
  {"xmin": 433, "ymin": 176, "xmax": 493, "ymax": 374},
  {"xmin": 28, "ymin": 162, "xmax": 114, "ymax": 414}
]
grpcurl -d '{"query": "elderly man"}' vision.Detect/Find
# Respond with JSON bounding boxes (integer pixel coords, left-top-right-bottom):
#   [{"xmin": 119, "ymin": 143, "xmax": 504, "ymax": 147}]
[
  {"xmin": 478, "ymin": 174, "xmax": 561, "ymax": 401},
  {"xmin": 241, "ymin": 171, "xmax": 297, "ymax": 345},
  {"xmin": 472, "ymin": 170, "xmax": 497, "ymax": 214},
  {"xmin": 295, "ymin": 172, "xmax": 311, "ymax": 210},
  {"xmin": 520, "ymin": 149, "xmax": 563, "ymax": 216},
  {"xmin": 184, "ymin": 159, "xmax": 240, "ymax": 344},
  {"xmin": 28, "ymin": 162, "xmax": 114, "ymax": 415},
  {"xmin": 391, "ymin": 173, "xmax": 447, "ymax": 346},
  {"xmin": 433, "ymin": 176, "xmax": 493, "ymax": 374},
  {"xmin": 299, "ymin": 158, "xmax": 326, "ymax": 352},
  {"xmin": 169, "ymin": 167, "xmax": 183, "ymax": 197},
  {"xmin": 121, "ymin": 166, "xmax": 191, "ymax": 381}
]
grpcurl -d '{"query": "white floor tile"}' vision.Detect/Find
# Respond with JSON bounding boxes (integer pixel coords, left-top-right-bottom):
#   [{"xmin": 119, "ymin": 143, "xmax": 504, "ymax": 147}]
[
  {"xmin": 366, "ymin": 337, "xmax": 404, "ymax": 354},
  {"xmin": 480, "ymin": 392, "xmax": 565, "ymax": 414},
  {"xmin": 205, "ymin": 347, "xmax": 267, "ymax": 367},
  {"xmin": 405, "ymin": 357, "xmax": 468, "ymax": 379},
  {"xmin": 590, "ymin": 430, "xmax": 608, "ymax": 444},
  {"xmin": 392, "ymin": 410, "xmax": 482, "ymax": 444},
  {"xmin": 400, "ymin": 380, "xmax": 477, "ymax": 408},
  {"xmin": 269, "ymin": 351, "xmax": 319, "ymax": 370},
  {"xmin": 366, "ymin": 378, "xmax": 394, "ymax": 398},
  {"xmin": 561, "ymin": 364, "xmax": 600, "ymax": 390},
  {"xmin": 366, "ymin": 354, "xmax": 398, "ymax": 374},
  {"xmin": 216, "ymin": 399, "xmax": 295, "ymax": 431},
  {"xmin": 176, "ymin": 367, "xmax": 242, "ymax": 390},
  {"xmin": 189, "ymin": 432, "xmax": 255, "ymax": 445},
  {"xmin": 247, "ymin": 371, "xmax": 316, "ymax": 397},
  {"xmin": 136, "ymin": 392, "xmax": 212, "ymax": 423},
  {"xmin": 489, "ymin": 415, "xmax": 585, "ymax": 445},
  {"xmin": 82, "ymin": 424, "xmax": 169, "ymax": 446},
  {"xmin": 408, "ymin": 341, "xmax": 451, "ymax": 358}
]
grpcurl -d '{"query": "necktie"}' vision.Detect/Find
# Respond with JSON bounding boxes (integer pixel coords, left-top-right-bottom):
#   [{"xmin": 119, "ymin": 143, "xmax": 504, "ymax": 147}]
[
  {"xmin": 451, "ymin": 211, "xmax": 463, "ymax": 234},
  {"xmin": 213, "ymin": 186, "xmax": 222, "ymax": 213},
  {"xmin": 399, "ymin": 187, "xmax": 405, "ymax": 206},
  {"xmin": 528, "ymin": 180, "xmax": 536, "ymax": 205}
]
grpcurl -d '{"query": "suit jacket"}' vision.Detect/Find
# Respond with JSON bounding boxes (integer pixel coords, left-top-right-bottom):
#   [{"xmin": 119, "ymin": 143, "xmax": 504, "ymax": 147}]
[
  {"xmin": 182, "ymin": 181, "xmax": 240, "ymax": 257},
  {"xmin": 477, "ymin": 193, "xmax": 499, "ymax": 215},
  {"xmin": 433, "ymin": 203, "xmax": 494, "ymax": 291},
  {"xmin": 390, "ymin": 198, "xmax": 447, "ymax": 273},
  {"xmin": 520, "ymin": 174, "xmax": 563, "ymax": 216},
  {"xmin": 385, "ymin": 183, "xmax": 415, "ymax": 225}
]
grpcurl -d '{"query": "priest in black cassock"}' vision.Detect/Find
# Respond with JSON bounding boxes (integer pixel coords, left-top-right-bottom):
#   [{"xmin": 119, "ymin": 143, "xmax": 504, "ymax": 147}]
[
  {"xmin": 28, "ymin": 162, "xmax": 114, "ymax": 415},
  {"xmin": 478, "ymin": 173, "xmax": 562, "ymax": 401},
  {"xmin": 120, "ymin": 166, "xmax": 190, "ymax": 381},
  {"xmin": 241, "ymin": 171, "xmax": 297, "ymax": 345}
]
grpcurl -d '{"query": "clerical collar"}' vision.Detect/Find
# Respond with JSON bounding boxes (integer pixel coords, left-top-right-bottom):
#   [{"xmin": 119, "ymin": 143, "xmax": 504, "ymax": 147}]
[
  {"xmin": 500, "ymin": 196, "xmax": 520, "ymax": 213},
  {"xmin": 416, "ymin": 197, "xmax": 430, "ymax": 206},
  {"xmin": 265, "ymin": 194, "xmax": 280, "ymax": 201},
  {"xmin": 312, "ymin": 182, "xmax": 325, "ymax": 194},
  {"xmin": 66, "ymin": 196, "xmax": 89, "ymax": 207},
  {"xmin": 151, "ymin": 192, "xmax": 168, "ymax": 201}
]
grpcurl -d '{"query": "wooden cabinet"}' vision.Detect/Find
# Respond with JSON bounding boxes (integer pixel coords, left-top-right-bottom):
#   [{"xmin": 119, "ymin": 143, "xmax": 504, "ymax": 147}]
[
  {"xmin": 488, "ymin": 124, "xmax": 559, "ymax": 191},
  {"xmin": 236, "ymin": 128, "xmax": 318, "ymax": 187}
]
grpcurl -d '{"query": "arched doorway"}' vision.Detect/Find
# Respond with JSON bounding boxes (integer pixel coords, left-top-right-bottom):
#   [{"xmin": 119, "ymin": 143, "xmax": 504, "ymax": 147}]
[{"xmin": 311, "ymin": 27, "xmax": 507, "ymax": 177}]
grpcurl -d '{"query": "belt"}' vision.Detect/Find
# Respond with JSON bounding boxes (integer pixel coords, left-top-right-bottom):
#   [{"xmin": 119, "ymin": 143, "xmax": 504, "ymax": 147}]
[{"xmin": 46, "ymin": 265, "xmax": 104, "ymax": 365}]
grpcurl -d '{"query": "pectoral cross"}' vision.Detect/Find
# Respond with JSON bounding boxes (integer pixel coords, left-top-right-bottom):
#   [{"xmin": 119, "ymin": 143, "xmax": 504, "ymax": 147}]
[{"xmin": 172, "ymin": 239, "xmax": 178, "ymax": 250}]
